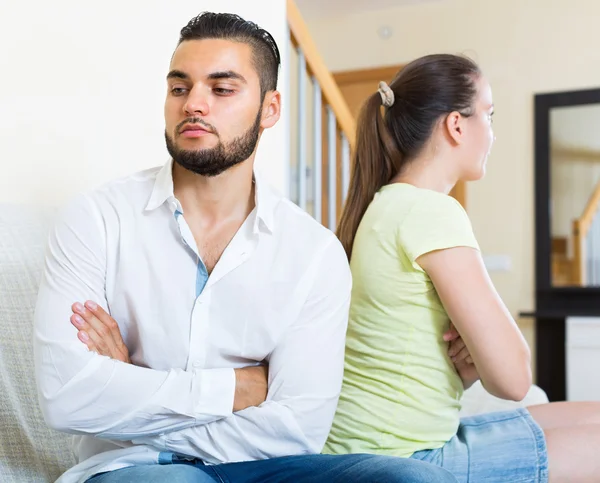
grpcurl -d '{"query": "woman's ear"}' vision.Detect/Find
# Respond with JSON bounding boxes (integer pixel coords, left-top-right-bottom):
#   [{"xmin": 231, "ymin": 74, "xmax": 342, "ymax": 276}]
[{"xmin": 444, "ymin": 111, "xmax": 466, "ymax": 146}]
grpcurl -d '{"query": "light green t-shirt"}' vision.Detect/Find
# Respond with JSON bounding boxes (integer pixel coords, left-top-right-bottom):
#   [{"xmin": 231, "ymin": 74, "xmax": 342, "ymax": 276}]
[{"xmin": 324, "ymin": 183, "xmax": 479, "ymax": 458}]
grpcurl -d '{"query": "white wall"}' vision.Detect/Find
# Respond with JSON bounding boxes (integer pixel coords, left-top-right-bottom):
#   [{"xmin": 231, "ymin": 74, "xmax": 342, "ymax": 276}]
[{"xmin": 0, "ymin": 0, "xmax": 288, "ymax": 206}]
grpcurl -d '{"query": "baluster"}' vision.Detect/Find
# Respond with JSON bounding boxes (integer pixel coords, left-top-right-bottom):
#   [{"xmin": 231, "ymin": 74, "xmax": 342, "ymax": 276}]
[
  {"xmin": 297, "ymin": 49, "xmax": 307, "ymax": 211},
  {"xmin": 327, "ymin": 107, "xmax": 337, "ymax": 231},
  {"xmin": 312, "ymin": 80, "xmax": 322, "ymax": 223}
]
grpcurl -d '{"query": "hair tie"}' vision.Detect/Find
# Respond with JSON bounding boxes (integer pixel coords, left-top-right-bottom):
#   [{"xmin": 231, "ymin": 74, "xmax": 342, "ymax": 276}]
[{"xmin": 377, "ymin": 81, "xmax": 395, "ymax": 107}]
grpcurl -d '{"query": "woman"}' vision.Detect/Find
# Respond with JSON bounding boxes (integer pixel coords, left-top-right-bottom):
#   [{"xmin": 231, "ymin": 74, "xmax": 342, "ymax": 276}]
[{"xmin": 324, "ymin": 54, "xmax": 599, "ymax": 482}]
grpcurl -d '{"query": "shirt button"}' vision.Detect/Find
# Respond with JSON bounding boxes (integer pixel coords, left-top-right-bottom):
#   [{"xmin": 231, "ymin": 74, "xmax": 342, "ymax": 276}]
[{"xmin": 193, "ymin": 361, "xmax": 202, "ymax": 368}]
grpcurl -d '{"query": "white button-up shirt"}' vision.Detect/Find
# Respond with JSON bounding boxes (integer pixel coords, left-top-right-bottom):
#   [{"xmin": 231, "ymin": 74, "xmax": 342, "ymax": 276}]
[{"xmin": 33, "ymin": 160, "xmax": 351, "ymax": 483}]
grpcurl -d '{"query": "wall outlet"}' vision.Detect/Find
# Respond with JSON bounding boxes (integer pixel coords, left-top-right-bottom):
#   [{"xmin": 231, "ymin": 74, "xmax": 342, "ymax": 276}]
[{"xmin": 482, "ymin": 254, "xmax": 512, "ymax": 272}]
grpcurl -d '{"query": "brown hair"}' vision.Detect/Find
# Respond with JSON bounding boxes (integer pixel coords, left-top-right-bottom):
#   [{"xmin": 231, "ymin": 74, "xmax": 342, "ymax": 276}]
[
  {"xmin": 336, "ymin": 54, "xmax": 481, "ymax": 258},
  {"xmin": 179, "ymin": 12, "xmax": 281, "ymax": 101}
]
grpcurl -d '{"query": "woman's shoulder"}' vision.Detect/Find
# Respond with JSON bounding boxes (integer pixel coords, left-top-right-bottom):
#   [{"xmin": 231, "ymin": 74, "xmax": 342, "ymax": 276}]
[{"xmin": 376, "ymin": 183, "xmax": 469, "ymax": 222}]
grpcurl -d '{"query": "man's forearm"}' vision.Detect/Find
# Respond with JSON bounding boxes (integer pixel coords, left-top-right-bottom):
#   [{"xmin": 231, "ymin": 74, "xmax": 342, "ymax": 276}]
[
  {"xmin": 133, "ymin": 398, "xmax": 330, "ymax": 463},
  {"xmin": 233, "ymin": 365, "xmax": 268, "ymax": 412},
  {"xmin": 36, "ymin": 326, "xmax": 236, "ymax": 438},
  {"xmin": 68, "ymin": 301, "xmax": 269, "ymax": 423}
]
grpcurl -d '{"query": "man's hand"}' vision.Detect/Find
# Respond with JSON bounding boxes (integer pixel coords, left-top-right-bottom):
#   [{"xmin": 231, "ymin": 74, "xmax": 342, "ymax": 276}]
[
  {"xmin": 233, "ymin": 365, "xmax": 268, "ymax": 412},
  {"xmin": 71, "ymin": 301, "xmax": 131, "ymax": 363},
  {"xmin": 443, "ymin": 323, "xmax": 479, "ymax": 389}
]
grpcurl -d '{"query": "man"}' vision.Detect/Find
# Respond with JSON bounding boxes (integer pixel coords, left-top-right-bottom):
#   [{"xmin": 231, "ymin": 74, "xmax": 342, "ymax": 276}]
[{"xmin": 34, "ymin": 12, "xmax": 458, "ymax": 483}]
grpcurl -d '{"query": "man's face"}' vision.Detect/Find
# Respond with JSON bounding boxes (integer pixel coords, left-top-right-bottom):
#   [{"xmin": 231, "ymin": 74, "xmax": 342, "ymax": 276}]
[{"xmin": 164, "ymin": 39, "xmax": 265, "ymax": 177}]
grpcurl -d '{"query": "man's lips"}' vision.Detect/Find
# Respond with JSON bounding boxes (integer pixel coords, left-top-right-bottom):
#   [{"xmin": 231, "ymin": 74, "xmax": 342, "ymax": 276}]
[{"xmin": 179, "ymin": 124, "xmax": 212, "ymax": 138}]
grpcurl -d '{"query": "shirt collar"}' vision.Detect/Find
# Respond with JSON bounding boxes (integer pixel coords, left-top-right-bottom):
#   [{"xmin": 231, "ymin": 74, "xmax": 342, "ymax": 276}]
[
  {"xmin": 252, "ymin": 171, "xmax": 279, "ymax": 234},
  {"xmin": 145, "ymin": 159, "xmax": 176, "ymax": 212},
  {"xmin": 144, "ymin": 159, "xmax": 280, "ymax": 234}
]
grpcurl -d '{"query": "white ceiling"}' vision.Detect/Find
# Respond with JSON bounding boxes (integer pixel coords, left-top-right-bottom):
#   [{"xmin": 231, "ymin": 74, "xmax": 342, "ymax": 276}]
[{"xmin": 295, "ymin": 0, "xmax": 442, "ymax": 18}]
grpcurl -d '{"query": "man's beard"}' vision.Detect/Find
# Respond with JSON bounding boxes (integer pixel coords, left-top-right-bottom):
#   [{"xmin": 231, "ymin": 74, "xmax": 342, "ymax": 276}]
[{"xmin": 165, "ymin": 109, "xmax": 262, "ymax": 177}]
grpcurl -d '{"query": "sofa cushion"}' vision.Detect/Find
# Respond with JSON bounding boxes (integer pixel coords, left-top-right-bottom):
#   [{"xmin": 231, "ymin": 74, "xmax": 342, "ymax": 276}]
[
  {"xmin": 460, "ymin": 380, "xmax": 549, "ymax": 417},
  {"xmin": 0, "ymin": 205, "xmax": 75, "ymax": 482}
]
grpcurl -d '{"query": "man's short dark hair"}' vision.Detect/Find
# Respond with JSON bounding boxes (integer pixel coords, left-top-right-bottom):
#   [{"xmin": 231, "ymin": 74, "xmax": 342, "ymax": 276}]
[{"xmin": 179, "ymin": 12, "xmax": 281, "ymax": 100}]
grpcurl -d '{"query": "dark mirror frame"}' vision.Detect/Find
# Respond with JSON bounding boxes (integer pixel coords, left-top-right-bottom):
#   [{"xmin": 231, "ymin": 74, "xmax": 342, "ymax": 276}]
[{"xmin": 534, "ymin": 87, "xmax": 600, "ymax": 316}]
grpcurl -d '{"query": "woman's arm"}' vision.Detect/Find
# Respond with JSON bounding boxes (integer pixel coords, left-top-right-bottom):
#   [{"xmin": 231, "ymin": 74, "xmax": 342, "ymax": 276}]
[{"xmin": 418, "ymin": 246, "xmax": 532, "ymax": 401}]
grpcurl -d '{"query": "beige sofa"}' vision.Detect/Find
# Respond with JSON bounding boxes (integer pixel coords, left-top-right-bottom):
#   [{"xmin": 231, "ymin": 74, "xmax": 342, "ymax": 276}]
[
  {"xmin": 0, "ymin": 205, "xmax": 548, "ymax": 482},
  {"xmin": 1, "ymin": 206, "xmax": 76, "ymax": 482}
]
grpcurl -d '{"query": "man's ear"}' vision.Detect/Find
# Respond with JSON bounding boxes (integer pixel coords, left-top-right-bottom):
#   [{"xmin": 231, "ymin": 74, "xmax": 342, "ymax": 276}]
[
  {"xmin": 444, "ymin": 111, "xmax": 466, "ymax": 145},
  {"xmin": 260, "ymin": 91, "xmax": 281, "ymax": 130}
]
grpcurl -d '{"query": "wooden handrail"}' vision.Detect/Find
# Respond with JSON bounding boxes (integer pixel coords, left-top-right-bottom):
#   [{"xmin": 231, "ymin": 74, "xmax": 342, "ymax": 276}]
[
  {"xmin": 287, "ymin": 0, "xmax": 356, "ymax": 149},
  {"xmin": 578, "ymin": 178, "xmax": 600, "ymax": 235}
]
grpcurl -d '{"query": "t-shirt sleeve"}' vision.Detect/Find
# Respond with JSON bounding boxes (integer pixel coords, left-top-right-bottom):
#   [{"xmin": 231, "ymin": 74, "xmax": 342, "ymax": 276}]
[{"xmin": 398, "ymin": 194, "xmax": 479, "ymax": 271}]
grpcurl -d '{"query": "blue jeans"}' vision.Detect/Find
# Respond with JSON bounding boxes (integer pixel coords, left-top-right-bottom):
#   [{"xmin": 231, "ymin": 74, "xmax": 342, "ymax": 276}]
[
  {"xmin": 87, "ymin": 453, "xmax": 458, "ymax": 482},
  {"xmin": 411, "ymin": 409, "xmax": 548, "ymax": 482}
]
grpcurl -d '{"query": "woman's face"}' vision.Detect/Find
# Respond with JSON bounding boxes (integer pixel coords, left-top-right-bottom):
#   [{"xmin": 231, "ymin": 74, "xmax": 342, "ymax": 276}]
[{"xmin": 460, "ymin": 76, "xmax": 495, "ymax": 181}]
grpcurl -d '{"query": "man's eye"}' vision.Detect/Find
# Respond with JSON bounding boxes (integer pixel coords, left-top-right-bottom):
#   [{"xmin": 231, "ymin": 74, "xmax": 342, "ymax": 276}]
[
  {"xmin": 214, "ymin": 88, "xmax": 235, "ymax": 95},
  {"xmin": 171, "ymin": 87, "xmax": 188, "ymax": 96}
]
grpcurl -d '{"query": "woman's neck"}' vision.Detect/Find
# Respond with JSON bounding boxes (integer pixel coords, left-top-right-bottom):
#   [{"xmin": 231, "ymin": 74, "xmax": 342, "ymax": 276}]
[{"xmin": 391, "ymin": 152, "xmax": 458, "ymax": 195}]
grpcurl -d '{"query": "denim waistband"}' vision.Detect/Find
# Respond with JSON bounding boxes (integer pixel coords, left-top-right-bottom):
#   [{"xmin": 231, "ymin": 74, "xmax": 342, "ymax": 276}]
[{"xmin": 158, "ymin": 451, "xmax": 204, "ymax": 466}]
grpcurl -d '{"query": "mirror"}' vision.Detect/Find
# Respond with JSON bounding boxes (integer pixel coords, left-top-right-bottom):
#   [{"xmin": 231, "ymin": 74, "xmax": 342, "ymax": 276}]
[
  {"xmin": 550, "ymin": 103, "xmax": 600, "ymax": 287},
  {"xmin": 533, "ymin": 88, "xmax": 600, "ymax": 348}
]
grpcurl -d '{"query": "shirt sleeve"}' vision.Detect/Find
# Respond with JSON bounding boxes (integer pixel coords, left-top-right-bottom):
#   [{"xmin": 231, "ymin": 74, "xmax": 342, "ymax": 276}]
[
  {"xmin": 398, "ymin": 194, "xmax": 479, "ymax": 270},
  {"xmin": 132, "ymin": 236, "xmax": 352, "ymax": 462},
  {"xmin": 34, "ymin": 194, "xmax": 235, "ymax": 439}
]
